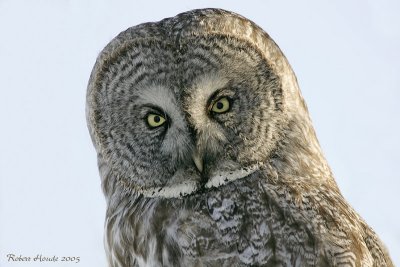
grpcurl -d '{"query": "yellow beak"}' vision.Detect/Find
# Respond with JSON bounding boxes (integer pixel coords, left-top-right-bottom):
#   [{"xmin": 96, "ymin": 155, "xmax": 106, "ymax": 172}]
[{"xmin": 192, "ymin": 149, "xmax": 203, "ymax": 173}]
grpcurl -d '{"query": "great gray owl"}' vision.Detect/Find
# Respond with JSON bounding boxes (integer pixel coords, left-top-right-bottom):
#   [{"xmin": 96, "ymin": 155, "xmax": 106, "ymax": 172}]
[{"xmin": 86, "ymin": 8, "xmax": 394, "ymax": 267}]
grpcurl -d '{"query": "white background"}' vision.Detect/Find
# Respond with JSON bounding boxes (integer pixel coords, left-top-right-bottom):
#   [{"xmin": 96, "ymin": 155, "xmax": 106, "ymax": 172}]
[{"xmin": 0, "ymin": 1, "xmax": 399, "ymax": 266}]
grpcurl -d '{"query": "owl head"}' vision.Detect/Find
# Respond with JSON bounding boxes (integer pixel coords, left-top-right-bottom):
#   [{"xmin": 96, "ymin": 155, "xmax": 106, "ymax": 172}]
[{"xmin": 86, "ymin": 9, "xmax": 324, "ymax": 199}]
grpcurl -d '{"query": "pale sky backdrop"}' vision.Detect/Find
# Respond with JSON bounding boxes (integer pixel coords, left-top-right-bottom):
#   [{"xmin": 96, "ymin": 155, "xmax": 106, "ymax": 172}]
[{"xmin": 0, "ymin": 1, "xmax": 399, "ymax": 266}]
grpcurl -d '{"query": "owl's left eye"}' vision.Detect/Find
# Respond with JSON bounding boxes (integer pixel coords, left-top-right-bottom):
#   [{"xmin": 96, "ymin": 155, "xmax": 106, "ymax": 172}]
[
  {"xmin": 211, "ymin": 97, "xmax": 230, "ymax": 114},
  {"xmin": 147, "ymin": 114, "xmax": 166, "ymax": 128}
]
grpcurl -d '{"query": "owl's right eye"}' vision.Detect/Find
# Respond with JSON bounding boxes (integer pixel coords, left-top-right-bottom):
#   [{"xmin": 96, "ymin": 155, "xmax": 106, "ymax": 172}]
[{"xmin": 147, "ymin": 114, "xmax": 166, "ymax": 128}]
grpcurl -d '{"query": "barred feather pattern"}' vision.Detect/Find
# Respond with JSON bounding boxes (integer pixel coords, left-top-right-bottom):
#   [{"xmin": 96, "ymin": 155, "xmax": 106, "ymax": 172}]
[{"xmin": 87, "ymin": 8, "xmax": 394, "ymax": 267}]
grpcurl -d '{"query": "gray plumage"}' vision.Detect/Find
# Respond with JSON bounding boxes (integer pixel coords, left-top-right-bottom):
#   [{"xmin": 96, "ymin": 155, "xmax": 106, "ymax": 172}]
[{"xmin": 86, "ymin": 8, "xmax": 394, "ymax": 267}]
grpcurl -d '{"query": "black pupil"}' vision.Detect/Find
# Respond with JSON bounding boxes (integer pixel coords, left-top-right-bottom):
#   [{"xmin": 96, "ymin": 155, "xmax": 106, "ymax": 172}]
[
  {"xmin": 154, "ymin": 115, "xmax": 160, "ymax": 123},
  {"xmin": 216, "ymin": 102, "xmax": 224, "ymax": 110}
]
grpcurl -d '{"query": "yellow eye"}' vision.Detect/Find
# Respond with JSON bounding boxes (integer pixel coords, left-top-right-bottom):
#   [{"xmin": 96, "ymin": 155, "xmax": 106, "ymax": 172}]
[
  {"xmin": 147, "ymin": 114, "xmax": 166, "ymax": 128},
  {"xmin": 211, "ymin": 97, "xmax": 230, "ymax": 113}
]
